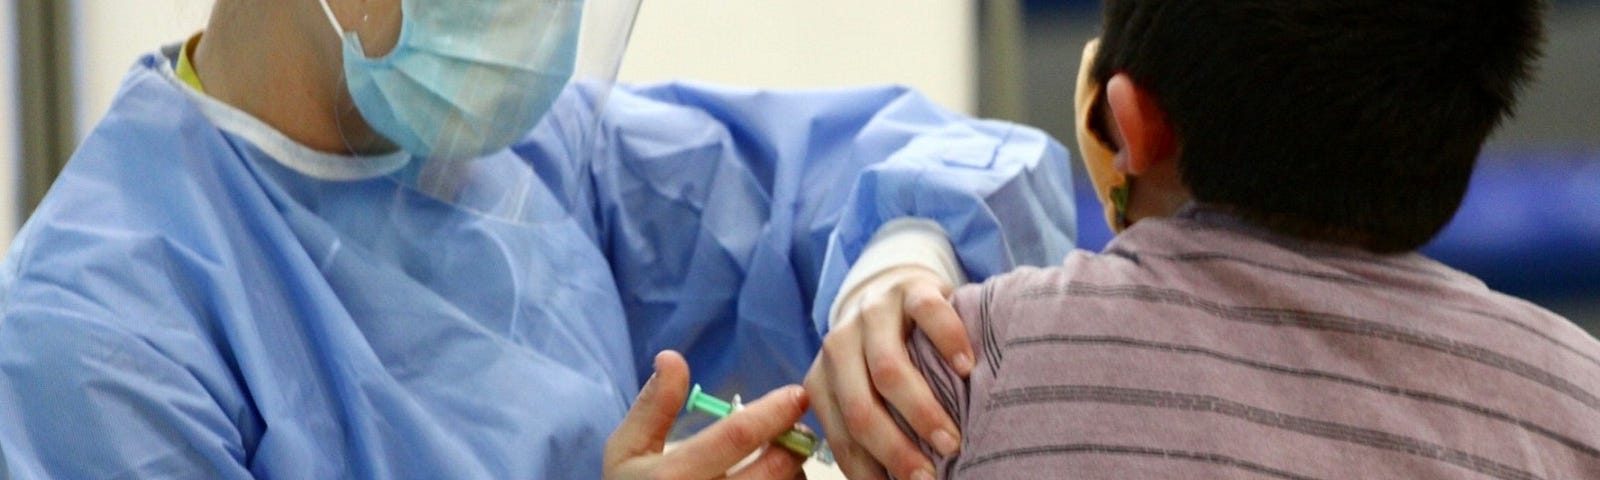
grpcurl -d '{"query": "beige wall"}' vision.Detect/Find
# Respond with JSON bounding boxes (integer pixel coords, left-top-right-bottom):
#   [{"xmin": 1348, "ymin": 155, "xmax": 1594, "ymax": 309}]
[
  {"xmin": 69, "ymin": 1, "xmax": 977, "ymax": 138},
  {"xmin": 70, "ymin": 0, "xmax": 213, "ymax": 140},
  {"xmin": 619, "ymin": 0, "xmax": 976, "ymax": 114}
]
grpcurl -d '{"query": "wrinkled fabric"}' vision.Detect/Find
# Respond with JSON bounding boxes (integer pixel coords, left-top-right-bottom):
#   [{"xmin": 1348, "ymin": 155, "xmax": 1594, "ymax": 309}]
[
  {"xmin": 810, "ymin": 107, "xmax": 1079, "ymax": 336},
  {"xmin": 0, "ymin": 51, "xmax": 1075, "ymax": 479},
  {"xmin": 910, "ymin": 206, "xmax": 1600, "ymax": 478}
]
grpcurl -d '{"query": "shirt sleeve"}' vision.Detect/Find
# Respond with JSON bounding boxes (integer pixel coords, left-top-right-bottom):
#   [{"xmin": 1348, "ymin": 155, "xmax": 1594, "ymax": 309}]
[
  {"xmin": 899, "ymin": 282, "xmax": 992, "ymax": 477},
  {"xmin": 578, "ymin": 80, "xmax": 1075, "ymax": 401}
]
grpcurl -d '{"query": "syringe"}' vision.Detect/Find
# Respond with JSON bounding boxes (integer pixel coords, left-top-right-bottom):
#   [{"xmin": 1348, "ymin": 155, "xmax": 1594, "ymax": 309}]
[{"xmin": 684, "ymin": 384, "xmax": 832, "ymax": 462}]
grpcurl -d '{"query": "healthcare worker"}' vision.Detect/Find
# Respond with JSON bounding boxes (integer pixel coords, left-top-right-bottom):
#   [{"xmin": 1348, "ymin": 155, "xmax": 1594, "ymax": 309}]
[{"xmin": 0, "ymin": 0, "xmax": 1075, "ymax": 478}]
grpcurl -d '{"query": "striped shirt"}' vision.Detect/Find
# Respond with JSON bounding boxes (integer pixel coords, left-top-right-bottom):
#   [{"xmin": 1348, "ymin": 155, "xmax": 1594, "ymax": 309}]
[{"xmin": 909, "ymin": 206, "xmax": 1600, "ymax": 479}]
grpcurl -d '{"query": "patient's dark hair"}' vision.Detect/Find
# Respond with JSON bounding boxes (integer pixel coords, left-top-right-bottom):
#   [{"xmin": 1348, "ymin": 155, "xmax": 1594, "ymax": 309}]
[{"xmin": 1092, "ymin": 0, "xmax": 1545, "ymax": 252}]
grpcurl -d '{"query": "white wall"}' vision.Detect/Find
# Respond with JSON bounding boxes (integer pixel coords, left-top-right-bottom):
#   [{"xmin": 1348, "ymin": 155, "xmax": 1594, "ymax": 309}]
[
  {"xmin": 67, "ymin": 1, "xmax": 977, "ymax": 133},
  {"xmin": 71, "ymin": 0, "xmax": 213, "ymax": 140},
  {"xmin": 620, "ymin": 1, "xmax": 976, "ymax": 114},
  {"xmin": 0, "ymin": 3, "xmax": 19, "ymax": 250}
]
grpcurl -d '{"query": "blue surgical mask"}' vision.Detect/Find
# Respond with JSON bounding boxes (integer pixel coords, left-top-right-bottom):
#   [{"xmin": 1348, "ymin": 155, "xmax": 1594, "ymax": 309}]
[{"xmin": 317, "ymin": 0, "xmax": 584, "ymax": 160}]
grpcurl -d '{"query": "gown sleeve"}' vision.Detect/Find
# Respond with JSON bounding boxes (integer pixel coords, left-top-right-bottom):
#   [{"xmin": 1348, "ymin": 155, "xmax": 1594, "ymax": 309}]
[
  {"xmin": 0, "ymin": 234, "xmax": 255, "ymax": 480},
  {"xmin": 578, "ymin": 81, "xmax": 1077, "ymax": 399}
]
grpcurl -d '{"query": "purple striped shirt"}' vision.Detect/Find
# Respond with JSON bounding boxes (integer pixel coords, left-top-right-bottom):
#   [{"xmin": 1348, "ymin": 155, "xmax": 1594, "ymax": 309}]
[{"xmin": 909, "ymin": 206, "xmax": 1600, "ymax": 479}]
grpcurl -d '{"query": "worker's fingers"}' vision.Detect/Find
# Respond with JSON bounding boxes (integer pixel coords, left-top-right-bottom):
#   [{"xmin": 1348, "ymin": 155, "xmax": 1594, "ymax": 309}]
[
  {"xmin": 861, "ymin": 289, "xmax": 961, "ymax": 461},
  {"xmin": 725, "ymin": 443, "xmax": 806, "ymax": 480},
  {"xmin": 809, "ymin": 332, "xmax": 888, "ymax": 480},
  {"xmin": 662, "ymin": 385, "xmax": 810, "ymax": 477},
  {"xmin": 832, "ymin": 300, "xmax": 934, "ymax": 480},
  {"xmin": 902, "ymin": 278, "xmax": 974, "ymax": 378},
  {"xmin": 604, "ymin": 351, "xmax": 690, "ymax": 469}
]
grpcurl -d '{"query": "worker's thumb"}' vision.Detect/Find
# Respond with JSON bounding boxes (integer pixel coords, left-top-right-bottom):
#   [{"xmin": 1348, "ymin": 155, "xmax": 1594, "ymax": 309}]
[{"xmin": 606, "ymin": 350, "xmax": 691, "ymax": 464}]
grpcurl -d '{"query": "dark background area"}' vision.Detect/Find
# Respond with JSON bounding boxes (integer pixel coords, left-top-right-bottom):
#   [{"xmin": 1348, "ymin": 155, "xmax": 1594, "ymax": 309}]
[{"xmin": 1016, "ymin": 0, "xmax": 1600, "ymax": 333}]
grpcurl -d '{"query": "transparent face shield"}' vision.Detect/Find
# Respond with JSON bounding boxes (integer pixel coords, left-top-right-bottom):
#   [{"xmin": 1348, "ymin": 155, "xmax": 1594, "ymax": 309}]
[
  {"xmin": 286, "ymin": 1, "xmax": 650, "ymax": 410},
  {"xmin": 570, "ymin": 0, "xmax": 642, "ymax": 119},
  {"xmin": 325, "ymin": 0, "xmax": 642, "ymax": 223}
]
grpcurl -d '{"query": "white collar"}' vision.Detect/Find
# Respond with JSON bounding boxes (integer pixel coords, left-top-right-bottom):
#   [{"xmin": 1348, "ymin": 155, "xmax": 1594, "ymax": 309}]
[{"xmin": 154, "ymin": 52, "xmax": 411, "ymax": 181}]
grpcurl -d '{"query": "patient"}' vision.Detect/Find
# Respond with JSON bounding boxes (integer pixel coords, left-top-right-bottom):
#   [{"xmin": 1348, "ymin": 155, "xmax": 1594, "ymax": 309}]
[{"xmin": 901, "ymin": 0, "xmax": 1600, "ymax": 477}]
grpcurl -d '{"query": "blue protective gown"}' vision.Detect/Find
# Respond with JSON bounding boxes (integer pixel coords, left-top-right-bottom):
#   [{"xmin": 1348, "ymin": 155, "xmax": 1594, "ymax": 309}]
[{"xmin": 0, "ymin": 50, "xmax": 1075, "ymax": 478}]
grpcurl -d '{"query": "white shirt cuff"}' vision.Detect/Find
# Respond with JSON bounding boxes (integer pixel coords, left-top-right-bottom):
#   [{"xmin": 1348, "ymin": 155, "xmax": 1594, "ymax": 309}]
[{"xmin": 828, "ymin": 218, "xmax": 967, "ymax": 330}]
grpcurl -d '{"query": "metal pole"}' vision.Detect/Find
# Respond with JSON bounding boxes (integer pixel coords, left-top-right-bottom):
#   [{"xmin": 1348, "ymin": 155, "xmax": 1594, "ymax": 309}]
[
  {"xmin": 977, "ymin": 0, "xmax": 1027, "ymax": 123},
  {"xmin": 16, "ymin": 0, "xmax": 75, "ymax": 217}
]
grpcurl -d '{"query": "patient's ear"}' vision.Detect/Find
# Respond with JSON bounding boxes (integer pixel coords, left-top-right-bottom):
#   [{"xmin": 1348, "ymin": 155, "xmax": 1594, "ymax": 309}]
[{"xmin": 1105, "ymin": 73, "xmax": 1176, "ymax": 176}]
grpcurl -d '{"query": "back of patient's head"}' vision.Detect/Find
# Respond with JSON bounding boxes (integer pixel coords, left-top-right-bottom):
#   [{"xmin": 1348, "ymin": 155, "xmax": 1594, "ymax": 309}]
[{"xmin": 1092, "ymin": 0, "xmax": 1546, "ymax": 253}]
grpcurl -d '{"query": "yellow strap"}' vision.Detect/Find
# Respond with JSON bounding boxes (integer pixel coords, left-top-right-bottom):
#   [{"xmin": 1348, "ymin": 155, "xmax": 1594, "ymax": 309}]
[{"xmin": 175, "ymin": 33, "xmax": 206, "ymax": 93}]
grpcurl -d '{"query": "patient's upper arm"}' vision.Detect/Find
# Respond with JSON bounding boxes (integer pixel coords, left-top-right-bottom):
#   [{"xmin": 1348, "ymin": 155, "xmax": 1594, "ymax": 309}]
[{"xmin": 901, "ymin": 282, "xmax": 991, "ymax": 474}]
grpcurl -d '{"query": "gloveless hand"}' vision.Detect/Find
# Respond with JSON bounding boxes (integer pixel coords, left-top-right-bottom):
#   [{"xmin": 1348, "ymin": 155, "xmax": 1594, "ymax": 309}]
[
  {"xmin": 606, "ymin": 351, "xmax": 810, "ymax": 480},
  {"xmin": 804, "ymin": 266, "xmax": 974, "ymax": 480}
]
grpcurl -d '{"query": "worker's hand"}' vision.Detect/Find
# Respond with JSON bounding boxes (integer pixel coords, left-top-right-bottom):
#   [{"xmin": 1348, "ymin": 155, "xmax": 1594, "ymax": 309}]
[
  {"xmin": 804, "ymin": 266, "xmax": 974, "ymax": 480},
  {"xmin": 605, "ymin": 351, "xmax": 809, "ymax": 480}
]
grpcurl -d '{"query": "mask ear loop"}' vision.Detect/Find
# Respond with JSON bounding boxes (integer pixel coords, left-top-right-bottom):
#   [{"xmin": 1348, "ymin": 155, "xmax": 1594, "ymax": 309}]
[
  {"xmin": 315, "ymin": 0, "xmax": 343, "ymax": 33},
  {"xmin": 1111, "ymin": 180, "xmax": 1132, "ymax": 230},
  {"xmin": 319, "ymin": 0, "xmax": 372, "ymax": 156}
]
